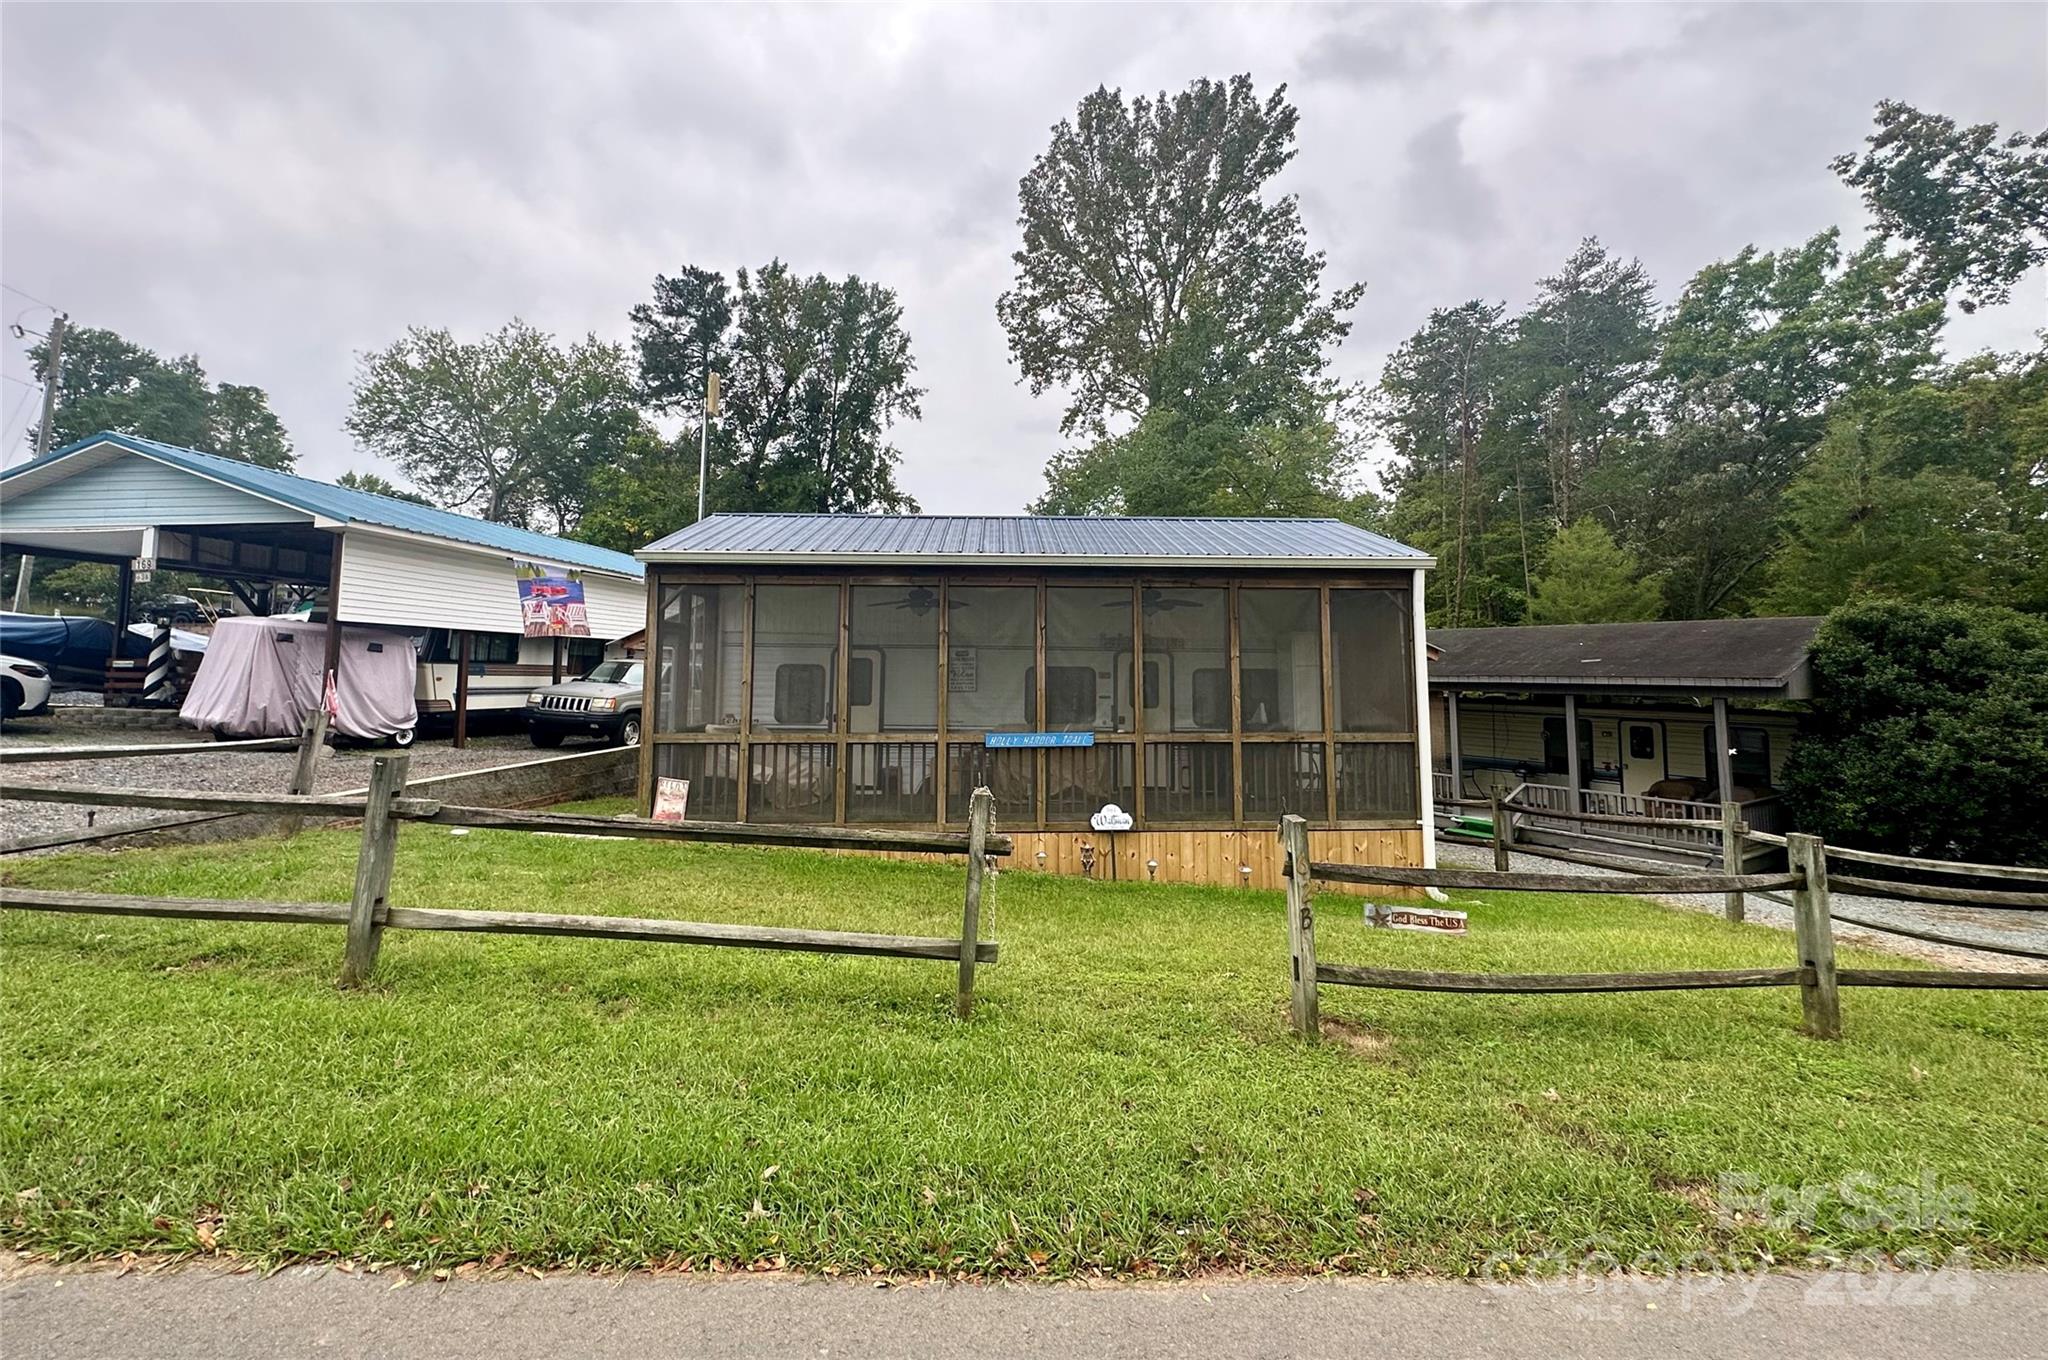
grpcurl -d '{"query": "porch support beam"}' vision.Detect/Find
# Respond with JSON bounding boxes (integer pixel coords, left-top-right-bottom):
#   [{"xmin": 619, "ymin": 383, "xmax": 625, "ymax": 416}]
[
  {"xmin": 1444, "ymin": 689, "xmax": 1462, "ymax": 802},
  {"xmin": 1712, "ymin": 695, "xmax": 1736, "ymax": 801},
  {"xmin": 1563, "ymin": 692, "xmax": 1582, "ymax": 819}
]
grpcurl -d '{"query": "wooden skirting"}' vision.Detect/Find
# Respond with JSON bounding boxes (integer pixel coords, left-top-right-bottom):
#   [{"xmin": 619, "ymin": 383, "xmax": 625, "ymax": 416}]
[{"xmin": 880, "ymin": 826, "xmax": 1426, "ymax": 893}]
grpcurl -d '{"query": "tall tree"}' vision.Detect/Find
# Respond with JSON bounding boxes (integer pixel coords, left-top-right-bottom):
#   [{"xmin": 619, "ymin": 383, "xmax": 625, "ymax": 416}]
[
  {"xmin": 1511, "ymin": 239, "xmax": 1659, "ymax": 528},
  {"xmin": 1763, "ymin": 355, "xmax": 2048, "ymax": 615},
  {"xmin": 1376, "ymin": 301, "xmax": 1513, "ymax": 627},
  {"xmin": 1833, "ymin": 100, "xmax": 2048, "ymax": 313},
  {"xmin": 345, "ymin": 319, "xmax": 643, "ymax": 534},
  {"xmin": 1524, "ymin": 517, "xmax": 1664, "ymax": 624},
  {"xmin": 1645, "ymin": 229, "xmax": 1944, "ymax": 616},
  {"xmin": 998, "ymin": 76, "xmax": 1362, "ymax": 440},
  {"xmin": 629, "ymin": 260, "xmax": 923, "ymax": 516},
  {"xmin": 28, "ymin": 325, "xmax": 294, "ymax": 470}
]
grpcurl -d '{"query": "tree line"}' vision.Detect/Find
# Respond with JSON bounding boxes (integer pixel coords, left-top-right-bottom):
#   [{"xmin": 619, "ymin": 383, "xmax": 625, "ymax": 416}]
[{"xmin": 21, "ymin": 85, "xmax": 2043, "ymax": 630}]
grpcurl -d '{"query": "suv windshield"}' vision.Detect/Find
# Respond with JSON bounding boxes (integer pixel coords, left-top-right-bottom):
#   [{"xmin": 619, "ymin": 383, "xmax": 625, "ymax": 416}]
[{"xmin": 584, "ymin": 661, "xmax": 642, "ymax": 685}]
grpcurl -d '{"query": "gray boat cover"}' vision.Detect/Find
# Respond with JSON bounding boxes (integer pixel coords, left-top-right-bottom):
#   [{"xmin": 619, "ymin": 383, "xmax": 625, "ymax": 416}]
[{"xmin": 180, "ymin": 616, "xmax": 418, "ymax": 740}]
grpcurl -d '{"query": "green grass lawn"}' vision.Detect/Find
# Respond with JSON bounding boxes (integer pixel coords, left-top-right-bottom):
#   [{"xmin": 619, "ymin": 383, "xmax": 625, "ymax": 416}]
[{"xmin": 3, "ymin": 804, "xmax": 2043, "ymax": 1277}]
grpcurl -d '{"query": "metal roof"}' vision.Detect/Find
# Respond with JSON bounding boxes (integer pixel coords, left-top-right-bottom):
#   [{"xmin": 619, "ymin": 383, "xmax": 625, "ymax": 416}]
[
  {"xmin": 1429, "ymin": 617, "xmax": 1824, "ymax": 698},
  {"xmin": 2, "ymin": 433, "xmax": 642, "ymax": 578},
  {"xmin": 638, "ymin": 513, "xmax": 1431, "ymax": 567}
]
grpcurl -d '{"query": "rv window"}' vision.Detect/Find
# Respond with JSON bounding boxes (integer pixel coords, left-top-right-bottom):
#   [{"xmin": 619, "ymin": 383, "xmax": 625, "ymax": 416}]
[
  {"xmin": 1030, "ymin": 666, "xmax": 1097, "ymax": 728},
  {"xmin": 1191, "ymin": 668, "xmax": 1231, "ymax": 730},
  {"xmin": 1541, "ymin": 716, "xmax": 1595, "ymax": 776},
  {"xmin": 1239, "ymin": 668, "xmax": 1281, "ymax": 731},
  {"xmin": 848, "ymin": 655, "xmax": 875, "ymax": 709},
  {"xmin": 775, "ymin": 664, "xmax": 829, "ymax": 726},
  {"xmin": 1701, "ymin": 725, "xmax": 1772, "ymax": 789},
  {"xmin": 1628, "ymin": 725, "xmax": 1656, "ymax": 760}
]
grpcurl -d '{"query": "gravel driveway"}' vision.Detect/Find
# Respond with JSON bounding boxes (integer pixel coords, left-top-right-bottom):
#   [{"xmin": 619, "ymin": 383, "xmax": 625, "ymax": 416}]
[
  {"xmin": 1436, "ymin": 835, "xmax": 2046, "ymax": 973},
  {"xmin": 0, "ymin": 719, "xmax": 612, "ymax": 848}
]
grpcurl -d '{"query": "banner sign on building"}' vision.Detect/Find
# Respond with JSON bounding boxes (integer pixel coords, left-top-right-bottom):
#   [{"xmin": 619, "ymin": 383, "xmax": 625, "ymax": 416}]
[{"xmin": 516, "ymin": 562, "xmax": 591, "ymax": 638}]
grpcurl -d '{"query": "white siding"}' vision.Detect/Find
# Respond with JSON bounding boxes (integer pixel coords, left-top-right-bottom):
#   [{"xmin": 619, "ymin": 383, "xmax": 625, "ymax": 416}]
[{"xmin": 336, "ymin": 531, "xmax": 643, "ymax": 640}]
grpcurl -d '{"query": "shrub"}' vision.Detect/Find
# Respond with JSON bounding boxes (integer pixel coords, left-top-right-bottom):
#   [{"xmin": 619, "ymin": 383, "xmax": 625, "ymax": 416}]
[{"xmin": 1782, "ymin": 600, "xmax": 2048, "ymax": 865}]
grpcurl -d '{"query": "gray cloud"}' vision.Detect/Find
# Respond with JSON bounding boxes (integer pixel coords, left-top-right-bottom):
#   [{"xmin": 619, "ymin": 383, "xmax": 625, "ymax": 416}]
[{"xmin": 4, "ymin": 3, "xmax": 2043, "ymax": 516}]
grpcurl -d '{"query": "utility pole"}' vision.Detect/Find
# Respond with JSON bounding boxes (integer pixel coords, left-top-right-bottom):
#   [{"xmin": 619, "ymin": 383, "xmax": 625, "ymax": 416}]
[
  {"xmin": 11, "ymin": 312, "xmax": 68, "ymax": 612},
  {"xmin": 696, "ymin": 367, "xmax": 719, "ymax": 524}
]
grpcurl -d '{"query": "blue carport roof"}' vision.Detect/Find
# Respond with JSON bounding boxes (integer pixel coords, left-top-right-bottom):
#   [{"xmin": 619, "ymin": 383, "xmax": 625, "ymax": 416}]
[{"xmin": 3, "ymin": 432, "xmax": 642, "ymax": 577}]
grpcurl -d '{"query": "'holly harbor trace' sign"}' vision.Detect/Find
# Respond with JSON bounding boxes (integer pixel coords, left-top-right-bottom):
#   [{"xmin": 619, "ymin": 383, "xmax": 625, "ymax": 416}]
[{"xmin": 516, "ymin": 562, "xmax": 592, "ymax": 638}]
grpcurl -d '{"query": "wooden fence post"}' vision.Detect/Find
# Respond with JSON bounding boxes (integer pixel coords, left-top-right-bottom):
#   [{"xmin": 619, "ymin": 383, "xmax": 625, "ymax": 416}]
[
  {"xmin": 288, "ymin": 706, "xmax": 330, "ymax": 798},
  {"xmin": 1281, "ymin": 814, "xmax": 1319, "ymax": 1038},
  {"xmin": 1721, "ymin": 801, "xmax": 1745, "ymax": 923},
  {"xmin": 340, "ymin": 754, "xmax": 409, "ymax": 988},
  {"xmin": 1787, "ymin": 832, "xmax": 1839, "ymax": 1039},
  {"xmin": 956, "ymin": 786, "xmax": 992, "ymax": 1019},
  {"xmin": 1490, "ymin": 795, "xmax": 1510, "ymax": 873}
]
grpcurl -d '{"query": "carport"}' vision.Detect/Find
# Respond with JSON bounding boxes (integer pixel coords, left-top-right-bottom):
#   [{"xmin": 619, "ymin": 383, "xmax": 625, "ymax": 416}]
[{"xmin": 0, "ymin": 432, "xmax": 644, "ymax": 740}]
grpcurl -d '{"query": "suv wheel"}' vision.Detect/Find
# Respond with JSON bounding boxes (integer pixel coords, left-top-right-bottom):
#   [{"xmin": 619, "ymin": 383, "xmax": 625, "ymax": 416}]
[
  {"xmin": 1, "ymin": 678, "xmax": 20, "ymax": 720},
  {"xmin": 616, "ymin": 715, "xmax": 642, "ymax": 748}
]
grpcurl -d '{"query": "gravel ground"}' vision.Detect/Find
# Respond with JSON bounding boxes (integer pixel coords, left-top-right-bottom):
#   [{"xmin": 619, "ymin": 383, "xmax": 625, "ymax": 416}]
[
  {"xmin": 1437, "ymin": 836, "xmax": 2047, "ymax": 973},
  {"xmin": 0, "ymin": 719, "xmax": 608, "ymax": 846}
]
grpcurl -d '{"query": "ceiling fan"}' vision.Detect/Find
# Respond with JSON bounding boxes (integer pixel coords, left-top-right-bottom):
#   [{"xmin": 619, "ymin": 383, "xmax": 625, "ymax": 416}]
[
  {"xmin": 868, "ymin": 587, "xmax": 966, "ymax": 616},
  {"xmin": 1108, "ymin": 588, "xmax": 1205, "ymax": 616}
]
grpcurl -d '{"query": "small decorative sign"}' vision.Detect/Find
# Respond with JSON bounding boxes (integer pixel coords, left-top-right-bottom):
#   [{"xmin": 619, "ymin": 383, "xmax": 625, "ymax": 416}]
[
  {"xmin": 947, "ymin": 646, "xmax": 979, "ymax": 692},
  {"xmin": 1089, "ymin": 803, "xmax": 1134, "ymax": 832},
  {"xmin": 1366, "ymin": 904, "xmax": 1468, "ymax": 935},
  {"xmin": 516, "ymin": 562, "xmax": 592, "ymax": 638},
  {"xmin": 651, "ymin": 777, "xmax": 691, "ymax": 823},
  {"xmin": 986, "ymin": 731, "xmax": 1095, "ymax": 748}
]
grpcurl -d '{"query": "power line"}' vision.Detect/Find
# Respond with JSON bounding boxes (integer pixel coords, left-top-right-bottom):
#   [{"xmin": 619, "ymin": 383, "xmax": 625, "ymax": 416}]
[{"xmin": 1, "ymin": 281, "xmax": 61, "ymax": 312}]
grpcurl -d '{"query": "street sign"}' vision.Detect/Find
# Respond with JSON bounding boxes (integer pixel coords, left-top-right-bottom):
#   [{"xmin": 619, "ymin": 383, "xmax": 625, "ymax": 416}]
[
  {"xmin": 1366, "ymin": 904, "xmax": 1468, "ymax": 935},
  {"xmin": 985, "ymin": 731, "xmax": 1094, "ymax": 748}
]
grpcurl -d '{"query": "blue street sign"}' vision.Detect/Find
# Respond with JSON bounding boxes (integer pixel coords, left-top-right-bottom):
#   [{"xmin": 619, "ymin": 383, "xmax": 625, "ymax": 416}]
[{"xmin": 984, "ymin": 731, "xmax": 1096, "ymax": 749}]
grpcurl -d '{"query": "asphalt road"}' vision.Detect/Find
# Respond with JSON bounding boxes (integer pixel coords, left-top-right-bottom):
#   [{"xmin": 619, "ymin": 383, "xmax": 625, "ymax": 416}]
[{"xmin": 3, "ymin": 1265, "xmax": 2043, "ymax": 1360}]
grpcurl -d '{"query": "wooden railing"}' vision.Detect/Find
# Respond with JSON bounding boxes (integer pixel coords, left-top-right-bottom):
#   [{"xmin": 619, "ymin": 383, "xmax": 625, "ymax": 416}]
[
  {"xmin": 1, "ymin": 758, "xmax": 1010, "ymax": 1018},
  {"xmin": 1277, "ymin": 815, "xmax": 2044, "ymax": 1044}
]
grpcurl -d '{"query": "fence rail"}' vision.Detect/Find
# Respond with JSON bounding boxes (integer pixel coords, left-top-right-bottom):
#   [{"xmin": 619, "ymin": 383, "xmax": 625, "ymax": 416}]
[
  {"xmin": 0, "ymin": 758, "xmax": 1006, "ymax": 1015},
  {"xmin": 1282, "ymin": 816, "xmax": 2040, "ymax": 1043},
  {"xmin": 0, "ymin": 736, "xmax": 301, "ymax": 764}
]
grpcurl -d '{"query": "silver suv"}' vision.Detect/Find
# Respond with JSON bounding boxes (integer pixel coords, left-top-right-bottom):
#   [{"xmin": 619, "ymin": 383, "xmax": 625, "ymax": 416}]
[{"xmin": 525, "ymin": 659, "xmax": 644, "ymax": 748}]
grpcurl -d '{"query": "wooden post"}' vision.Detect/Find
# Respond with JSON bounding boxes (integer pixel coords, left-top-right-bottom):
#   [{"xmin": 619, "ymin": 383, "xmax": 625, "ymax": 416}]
[
  {"xmin": 1445, "ymin": 690, "xmax": 1463, "ymax": 804},
  {"xmin": 1490, "ymin": 795, "xmax": 1510, "ymax": 873},
  {"xmin": 551, "ymin": 637, "xmax": 564, "ymax": 684},
  {"xmin": 1721, "ymin": 801, "xmax": 1746, "ymax": 923},
  {"xmin": 340, "ymin": 754, "xmax": 409, "ymax": 988},
  {"xmin": 288, "ymin": 705, "xmax": 331, "ymax": 797},
  {"xmin": 1787, "ymin": 832, "xmax": 1839, "ymax": 1039},
  {"xmin": 453, "ymin": 631, "xmax": 472, "ymax": 750},
  {"xmin": 957, "ymin": 786, "xmax": 992, "ymax": 1019},
  {"xmin": 110, "ymin": 562, "xmax": 135, "ymax": 662},
  {"xmin": 1281, "ymin": 813, "xmax": 1318, "ymax": 1038},
  {"xmin": 1562, "ymin": 693, "xmax": 1582, "ymax": 826},
  {"xmin": 1712, "ymin": 696, "xmax": 1736, "ymax": 801}
]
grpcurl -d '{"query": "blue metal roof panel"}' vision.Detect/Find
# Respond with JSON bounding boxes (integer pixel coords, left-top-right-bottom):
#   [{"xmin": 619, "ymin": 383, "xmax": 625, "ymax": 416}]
[
  {"xmin": 638, "ymin": 514, "xmax": 1430, "ymax": 565},
  {"xmin": 8, "ymin": 433, "xmax": 642, "ymax": 577}
]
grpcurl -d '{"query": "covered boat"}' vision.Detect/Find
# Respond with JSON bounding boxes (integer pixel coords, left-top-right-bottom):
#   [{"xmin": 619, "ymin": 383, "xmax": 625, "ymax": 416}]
[{"xmin": 180, "ymin": 616, "xmax": 418, "ymax": 743}]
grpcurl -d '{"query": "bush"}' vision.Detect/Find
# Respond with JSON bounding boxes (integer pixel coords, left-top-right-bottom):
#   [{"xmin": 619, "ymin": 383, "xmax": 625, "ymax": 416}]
[{"xmin": 1782, "ymin": 600, "xmax": 2048, "ymax": 865}]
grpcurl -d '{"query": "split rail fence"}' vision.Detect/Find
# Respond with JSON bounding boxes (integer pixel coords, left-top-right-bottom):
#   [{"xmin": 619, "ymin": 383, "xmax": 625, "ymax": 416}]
[
  {"xmin": 0, "ymin": 755, "xmax": 1010, "ymax": 1017},
  {"xmin": 1439, "ymin": 790, "xmax": 2048, "ymax": 963},
  {"xmin": 1278, "ymin": 815, "xmax": 2045, "ymax": 1041}
]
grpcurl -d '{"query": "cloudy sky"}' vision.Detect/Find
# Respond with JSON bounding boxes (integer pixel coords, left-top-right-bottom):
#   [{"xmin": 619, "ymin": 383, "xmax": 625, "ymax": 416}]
[{"xmin": 3, "ymin": 2, "xmax": 2043, "ymax": 517}]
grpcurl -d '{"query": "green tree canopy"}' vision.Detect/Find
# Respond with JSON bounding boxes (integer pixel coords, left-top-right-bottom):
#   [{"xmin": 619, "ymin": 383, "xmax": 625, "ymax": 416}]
[
  {"xmin": 1833, "ymin": 100, "xmax": 2048, "ymax": 313},
  {"xmin": 29, "ymin": 325, "xmax": 294, "ymax": 470},
  {"xmin": 344, "ymin": 319, "xmax": 644, "ymax": 534},
  {"xmin": 1523, "ymin": 517, "xmax": 1664, "ymax": 625},
  {"xmin": 628, "ymin": 260, "xmax": 922, "ymax": 516},
  {"xmin": 998, "ymin": 75, "xmax": 1361, "ymax": 439}
]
